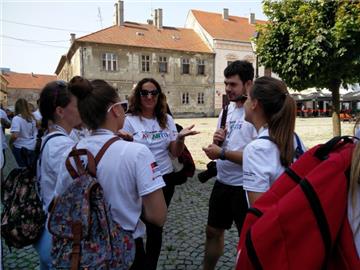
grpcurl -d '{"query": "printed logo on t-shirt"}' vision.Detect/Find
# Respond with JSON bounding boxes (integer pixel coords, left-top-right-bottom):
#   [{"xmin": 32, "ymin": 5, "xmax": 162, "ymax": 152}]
[
  {"xmin": 150, "ymin": 162, "xmax": 162, "ymax": 180},
  {"xmin": 141, "ymin": 131, "xmax": 170, "ymax": 141},
  {"xmin": 227, "ymin": 120, "xmax": 243, "ymax": 138}
]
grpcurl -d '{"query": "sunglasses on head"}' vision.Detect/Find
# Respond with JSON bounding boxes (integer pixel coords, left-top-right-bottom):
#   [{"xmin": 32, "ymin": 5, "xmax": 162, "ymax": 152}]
[
  {"xmin": 107, "ymin": 101, "xmax": 128, "ymax": 113},
  {"xmin": 139, "ymin": 89, "xmax": 159, "ymax": 97},
  {"xmin": 53, "ymin": 80, "xmax": 68, "ymax": 107}
]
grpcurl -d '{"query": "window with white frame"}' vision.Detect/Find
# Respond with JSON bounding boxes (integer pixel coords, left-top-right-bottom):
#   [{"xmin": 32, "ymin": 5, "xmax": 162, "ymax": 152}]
[
  {"xmin": 197, "ymin": 59, "xmax": 205, "ymax": 75},
  {"xmin": 141, "ymin": 55, "xmax": 150, "ymax": 72},
  {"xmin": 182, "ymin": 92, "xmax": 189, "ymax": 105},
  {"xmin": 159, "ymin": 56, "xmax": 168, "ymax": 73},
  {"xmin": 102, "ymin": 53, "xmax": 118, "ymax": 71},
  {"xmin": 197, "ymin": 92, "xmax": 204, "ymax": 104},
  {"xmin": 182, "ymin": 58, "xmax": 190, "ymax": 74}
]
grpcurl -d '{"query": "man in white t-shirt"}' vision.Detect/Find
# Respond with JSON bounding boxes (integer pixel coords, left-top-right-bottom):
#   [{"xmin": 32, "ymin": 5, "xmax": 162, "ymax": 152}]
[{"xmin": 202, "ymin": 61, "xmax": 257, "ymax": 270}]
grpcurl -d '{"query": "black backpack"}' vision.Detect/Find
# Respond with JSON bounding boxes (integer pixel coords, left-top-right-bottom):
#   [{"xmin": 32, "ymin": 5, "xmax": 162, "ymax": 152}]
[{"xmin": 1, "ymin": 133, "xmax": 64, "ymax": 249}]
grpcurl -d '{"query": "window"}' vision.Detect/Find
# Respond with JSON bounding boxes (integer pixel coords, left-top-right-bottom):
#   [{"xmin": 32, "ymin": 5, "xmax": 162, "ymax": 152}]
[
  {"xmin": 159, "ymin": 56, "xmax": 168, "ymax": 73},
  {"xmin": 102, "ymin": 53, "xmax": 118, "ymax": 71},
  {"xmin": 182, "ymin": 58, "xmax": 190, "ymax": 74},
  {"xmin": 141, "ymin": 55, "xmax": 150, "ymax": 72},
  {"xmin": 197, "ymin": 59, "xmax": 205, "ymax": 75},
  {"xmin": 182, "ymin": 92, "xmax": 189, "ymax": 105},
  {"xmin": 197, "ymin": 92, "xmax": 204, "ymax": 104}
]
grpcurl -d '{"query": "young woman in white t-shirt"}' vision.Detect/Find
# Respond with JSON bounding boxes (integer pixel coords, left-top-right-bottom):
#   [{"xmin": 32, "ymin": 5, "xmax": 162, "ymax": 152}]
[
  {"xmin": 34, "ymin": 80, "xmax": 82, "ymax": 270},
  {"xmin": 242, "ymin": 76, "xmax": 304, "ymax": 206},
  {"xmin": 9, "ymin": 98, "xmax": 37, "ymax": 167},
  {"xmin": 55, "ymin": 78, "xmax": 167, "ymax": 270},
  {"xmin": 122, "ymin": 77, "xmax": 198, "ymax": 270}
]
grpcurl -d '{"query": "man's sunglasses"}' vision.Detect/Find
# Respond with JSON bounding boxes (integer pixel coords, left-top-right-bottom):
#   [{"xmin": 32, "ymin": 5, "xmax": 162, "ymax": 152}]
[{"xmin": 139, "ymin": 89, "xmax": 160, "ymax": 97}]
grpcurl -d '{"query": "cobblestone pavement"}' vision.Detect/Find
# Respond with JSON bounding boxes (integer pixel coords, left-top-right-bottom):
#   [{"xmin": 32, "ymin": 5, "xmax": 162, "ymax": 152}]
[{"xmin": 2, "ymin": 147, "xmax": 238, "ymax": 270}]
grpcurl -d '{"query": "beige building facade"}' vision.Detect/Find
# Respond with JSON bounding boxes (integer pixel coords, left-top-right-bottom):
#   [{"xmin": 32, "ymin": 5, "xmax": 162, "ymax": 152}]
[
  {"xmin": 0, "ymin": 75, "xmax": 9, "ymax": 107},
  {"xmin": 56, "ymin": 3, "xmax": 215, "ymax": 117}
]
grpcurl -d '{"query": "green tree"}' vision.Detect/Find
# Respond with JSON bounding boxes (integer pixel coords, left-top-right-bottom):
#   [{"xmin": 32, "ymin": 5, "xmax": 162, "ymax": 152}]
[{"xmin": 256, "ymin": 0, "xmax": 360, "ymax": 135}]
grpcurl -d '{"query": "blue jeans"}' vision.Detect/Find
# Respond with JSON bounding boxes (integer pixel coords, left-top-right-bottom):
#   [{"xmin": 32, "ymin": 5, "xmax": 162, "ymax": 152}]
[
  {"xmin": 33, "ymin": 227, "xmax": 52, "ymax": 270},
  {"xmin": 12, "ymin": 147, "xmax": 35, "ymax": 167}
]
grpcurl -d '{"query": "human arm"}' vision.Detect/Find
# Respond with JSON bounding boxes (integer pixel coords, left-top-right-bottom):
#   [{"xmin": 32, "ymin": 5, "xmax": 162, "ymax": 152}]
[
  {"xmin": 202, "ymin": 143, "xmax": 244, "ymax": 164},
  {"xmin": 246, "ymin": 191, "xmax": 264, "ymax": 206},
  {"xmin": 142, "ymin": 189, "xmax": 167, "ymax": 227}
]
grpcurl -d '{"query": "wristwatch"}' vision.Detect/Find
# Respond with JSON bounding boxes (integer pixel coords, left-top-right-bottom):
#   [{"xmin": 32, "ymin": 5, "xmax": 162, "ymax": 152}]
[{"xmin": 219, "ymin": 148, "xmax": 226, "ymax": 160}]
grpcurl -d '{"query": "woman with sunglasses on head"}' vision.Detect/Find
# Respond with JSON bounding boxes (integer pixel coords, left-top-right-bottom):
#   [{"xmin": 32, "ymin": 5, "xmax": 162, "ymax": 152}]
[
  {"xmin": 54, "ymin": 78, "xmax": 167, "ymax": 270},
  {"xmin": 242, "ymin": 76, "xmax": 305, "ymax": 206},
  {"xmin": 9, "ymin": 98, "xmax": 38, "ymax": 167},
  {"xmin": 122, "ymin": 77, "xmax": 199, "ymax": 270},
  {"xmin": 34, "ymin": 79, "xmax": 82, "ymax": 270}
]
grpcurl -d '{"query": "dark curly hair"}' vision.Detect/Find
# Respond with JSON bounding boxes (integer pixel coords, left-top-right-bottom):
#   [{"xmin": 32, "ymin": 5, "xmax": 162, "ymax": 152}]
[{"xmin": 128, "ymin": 78, "xmax": 168, "ymax": 129}]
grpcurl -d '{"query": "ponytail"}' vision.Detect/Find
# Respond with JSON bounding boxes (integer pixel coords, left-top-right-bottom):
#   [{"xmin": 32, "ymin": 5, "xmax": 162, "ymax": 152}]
[
  {"xmin": 349, "ymin": 142, "xmax": 360, "ymax": 234},
  {"xmin": 251, "ymin": 77, "xmax": 296, "ymax": 167}
]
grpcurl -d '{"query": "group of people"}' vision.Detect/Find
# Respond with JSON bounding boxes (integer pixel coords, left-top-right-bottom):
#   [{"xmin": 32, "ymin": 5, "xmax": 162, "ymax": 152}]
[{"xmin": 0, "ymin": 60, "xmax": 359, "ymax": 270}]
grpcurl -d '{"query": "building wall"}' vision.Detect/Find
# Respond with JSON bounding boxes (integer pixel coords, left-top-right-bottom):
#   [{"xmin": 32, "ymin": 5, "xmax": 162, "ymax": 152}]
[
  {"xmin": 62, "ymin": 43, "xmax": 215, "ymax": 117},
  {"xmin": 0, "ymin": 76, "xmax": 8, "ymax": 107},
  {"xmin": 7, "ymin": 88, "xmax": 40, "ymax": 107}
]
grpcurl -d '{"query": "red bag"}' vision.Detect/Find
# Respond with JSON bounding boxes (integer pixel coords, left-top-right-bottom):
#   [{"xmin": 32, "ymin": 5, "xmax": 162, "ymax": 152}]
[{"xmin": 236, "ymin": 136, "xmax": 360, "ymax": 270}]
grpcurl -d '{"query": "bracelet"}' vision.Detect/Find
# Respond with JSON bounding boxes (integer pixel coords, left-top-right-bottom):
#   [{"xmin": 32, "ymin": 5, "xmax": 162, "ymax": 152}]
[{"xmin": 219, "ymin": 148, "xmax": 226, "ymax": 160}]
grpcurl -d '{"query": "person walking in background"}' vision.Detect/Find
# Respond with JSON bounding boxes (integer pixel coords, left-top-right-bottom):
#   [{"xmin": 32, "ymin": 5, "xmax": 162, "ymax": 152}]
[
  {"xmin": 35, "ymin": 80, "xmax": 82, "ymax": 270},
  {"xmin": 242, "ymin": 76, "xmax": 305, "ymax": 206},
  {"xmin": 122, "ymin": 77, "xmax": 198, "ymax": 270},
  {"xmin": 9, "ymin": 98, "xmax": 37, "ymax": 167},
  {"xmin": 55, "ymin": 78, "xmax": 167, "ymax": 270},
  {"xmin": 202, "ymin": 61, "xmax": 257, "ymax": 270}
]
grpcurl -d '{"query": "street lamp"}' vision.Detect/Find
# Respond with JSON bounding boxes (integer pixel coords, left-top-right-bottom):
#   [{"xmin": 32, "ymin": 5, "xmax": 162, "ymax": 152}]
[{"xmin": 251, "ymin": 31, "xmax": 260, "ymax": 78}]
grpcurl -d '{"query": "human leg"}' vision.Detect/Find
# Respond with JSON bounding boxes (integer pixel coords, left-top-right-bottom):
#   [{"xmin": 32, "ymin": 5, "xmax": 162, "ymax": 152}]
[
  {"xmin": 33, "ymin": 227, "xmax": 52, "ymax": 270},
  {"xmin": 203, "ymin": 181, "xmax": 233, "ymax": 270},
  {"xmin": 232, "ymin": 185, "xmax": 249, "ymax": 236},
  {"xmin": 144, "ymin": 221, "xmax": 163, "ymax": 270},
  {"xmin": 11, "ymin": 147, "xmax": 26, "ymax": 167},
  {"xmin": 129, "ymin": 238, "xmax": 146, "ymax": 270}
]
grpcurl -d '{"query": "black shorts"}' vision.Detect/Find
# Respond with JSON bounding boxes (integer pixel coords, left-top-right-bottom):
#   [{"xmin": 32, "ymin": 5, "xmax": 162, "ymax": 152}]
[{"xmin": 207, "ymin": 180, "xmax": 248, "ymax": 232}]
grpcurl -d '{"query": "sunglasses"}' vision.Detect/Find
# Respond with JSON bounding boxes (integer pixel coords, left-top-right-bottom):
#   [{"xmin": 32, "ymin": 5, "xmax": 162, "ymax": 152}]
[
  {"xmin": 107, "ymin": 101, "xmax": 128, "ymax": 113},
  {"xmin": 139, "ymin": 89, "xmax": 159, "ymax": 97}
]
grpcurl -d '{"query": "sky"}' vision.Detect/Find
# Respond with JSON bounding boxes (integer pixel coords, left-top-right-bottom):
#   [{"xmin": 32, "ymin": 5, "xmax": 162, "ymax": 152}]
[{"xmin": 1, "ymin": 0, "xmax": 266, "ymax": 75}]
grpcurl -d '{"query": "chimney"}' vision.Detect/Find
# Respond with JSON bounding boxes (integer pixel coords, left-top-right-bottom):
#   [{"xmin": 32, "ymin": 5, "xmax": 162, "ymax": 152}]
[
  {"xmin": 147, "ymin": 19, "xmax": 153, "ymax": 25},
  {"xmin": 113, "ymin": 2, "xmax": 118, "ymax": 25},
  {"xmin": 70, "ymin": 33, "xmax": 76, "ymax": 44},
  {"xmin": 154, "ymin": 9, "xmax": 158, "ymax": 27},
  {"xmin": 223, "ymin": 8, "xmax": 229, "ymax": 20},
  {"xmin": 118, "ymin": 0, "xmax": 124, "ymax": 26},
  {"xmin": 249, "ymin": 13, "xmax": 255, "ymax": 24},
  {"xmin": 157, "ymin": 8, "xmax": 163, "ymax": 29}
]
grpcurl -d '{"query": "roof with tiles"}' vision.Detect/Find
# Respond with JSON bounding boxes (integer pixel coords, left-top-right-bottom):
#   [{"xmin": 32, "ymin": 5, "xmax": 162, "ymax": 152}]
[
  {"xmin": 76, "ymin": 22, "xmax": 213, "ymax": 53},
  {"xmin": 3, "ymin": 72, "xmax": 57, "ymax": 90},
  {"xmin": 190, "ymin": 9, "xmax": 267, "ymax": 42}
]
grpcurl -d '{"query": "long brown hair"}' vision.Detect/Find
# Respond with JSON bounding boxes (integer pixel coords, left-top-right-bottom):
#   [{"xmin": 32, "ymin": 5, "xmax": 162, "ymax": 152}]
[
  {"xmin": 250, "ymin": 77, "xmax": 296, "ymax": 167},
  {"xmin": 128, "ymin": 78, "xmax": 168, "ymax": 129},
  {"xmin": 14, "ymin": 98, "xmax": 35, "ymax": 122}
]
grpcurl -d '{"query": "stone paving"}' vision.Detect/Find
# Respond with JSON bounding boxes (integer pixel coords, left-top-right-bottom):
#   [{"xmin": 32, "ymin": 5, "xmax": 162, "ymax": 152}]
[{"xmin": 1, "ymin": 147, "xmax": 238, "ymax": 270}]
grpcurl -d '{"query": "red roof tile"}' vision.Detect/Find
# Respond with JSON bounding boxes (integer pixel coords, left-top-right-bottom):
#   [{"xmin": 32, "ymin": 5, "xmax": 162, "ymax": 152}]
[
  {"xmin": 190, "ymin": 10, "xmax": 267, "ymax": 42},
  {"xmin": 77, "ymin": 22, "xmax": 213, "ymax": 53},
  {"xmin": 3, "ymin": 72, "xmax": 57, "ymax": 90}
]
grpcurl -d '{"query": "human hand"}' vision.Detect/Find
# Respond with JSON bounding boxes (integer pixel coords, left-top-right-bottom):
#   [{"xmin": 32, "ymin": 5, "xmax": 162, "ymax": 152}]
[
  {"xmin": 177, "ymin": 124, "xmax": 200, "ymax": 141},
  {"xmin": 116, "ymin": 130, "xmax": 134, "ymax": 141},
  {"xmin": 202, "ymin": 144, "xmax": 222, "ymax": 160},
  {"xmin": 213, "ymin": 128, "xmax": 227, "ymax": 145}
]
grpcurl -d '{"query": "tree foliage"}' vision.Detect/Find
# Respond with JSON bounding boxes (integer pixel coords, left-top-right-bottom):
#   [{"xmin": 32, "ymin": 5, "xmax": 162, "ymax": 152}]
[{"xmin": 256, "ymin": 0, "xmax": 360, "ymax": 135}]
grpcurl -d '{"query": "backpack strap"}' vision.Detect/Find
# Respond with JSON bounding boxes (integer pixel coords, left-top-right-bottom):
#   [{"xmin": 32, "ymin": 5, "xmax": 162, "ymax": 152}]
[
  {"xmin": 314, "ymin": 136, "xmax": 354, "ymax": 160},
  {"xmin": 38, "ymin": 133, "xmax": 66, "ymax": 167},
  {"xmin": 95, "ymin": 136, "xmax": 121, "ymax": 165}
]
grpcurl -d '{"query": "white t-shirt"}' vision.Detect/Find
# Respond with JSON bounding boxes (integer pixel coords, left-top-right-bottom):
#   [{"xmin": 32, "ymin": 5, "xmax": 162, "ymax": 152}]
[
  {"xmin": 69, "ymin": 127, "xmax": 91, "ymax": 143},
  {"xmin": 0, "ymin": 108, "xmax": 10, "ymax": 125},
  {"xmin": 33, "ymin": 109, "xmax": 42, "ymax": 121},
  {"xmin": 37, "ymin": 131, "xmax": 75, "ymax": 212},
  {"xmin": 54, "ymin": 131, "xmax": 165, "ymax": 238},
  {"xmin": 0, "ymin": 123, "xmax": 4, "ymax": 168},
  {"xmin": 122, "ymin": 114, "xmax": 178, "ymax": 175},
  {"xmin": 10, "ymin": 115, "xmax": 37, "ymax": 150},
  {"xmin": 0, "ymin": 109, "xmax": 10, "ymax": 150},
  {"xmin": 243, "ymin": 127, "xmax": 306, "ymax": 193},
  {"xmin": 216, "ymin": 102, "xmax": 257, "ymax": 186}
]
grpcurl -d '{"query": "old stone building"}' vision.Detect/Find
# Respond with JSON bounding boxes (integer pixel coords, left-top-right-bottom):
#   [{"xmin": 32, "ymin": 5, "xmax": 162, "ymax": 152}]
[
  {"xmin": 0, "ymin": 74, "xmax": 9, "ymax": 107},
  {"xmin": 185, "ymin": 9, "xmax": 268, "ymax": 114},
  {"xmin": 2, "ymin": 71, "xmax": 56, "ymax": 107},
  {"xmin": 55, "ymin": 2, "xmax": 215, "ymax": 117}
]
